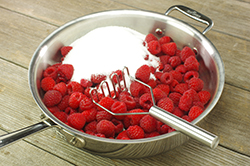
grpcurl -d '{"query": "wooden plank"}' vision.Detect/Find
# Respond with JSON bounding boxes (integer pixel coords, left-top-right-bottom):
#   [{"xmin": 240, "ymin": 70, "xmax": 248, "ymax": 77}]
[{"xmin": 0, "ymin": 130, "xmax": 74, "ymax": 166}]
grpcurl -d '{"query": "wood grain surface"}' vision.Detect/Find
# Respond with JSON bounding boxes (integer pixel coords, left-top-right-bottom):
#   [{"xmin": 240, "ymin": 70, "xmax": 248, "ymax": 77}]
[{"xmin": 0, "ymin": 0, "xmax": 250, "ymax": 165}]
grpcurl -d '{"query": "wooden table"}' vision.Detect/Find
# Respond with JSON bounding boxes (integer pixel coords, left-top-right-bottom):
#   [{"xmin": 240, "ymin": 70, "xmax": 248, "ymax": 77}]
[{"xmin": 0, "ymin": 0, "xmax": 250, "ymax": 165}]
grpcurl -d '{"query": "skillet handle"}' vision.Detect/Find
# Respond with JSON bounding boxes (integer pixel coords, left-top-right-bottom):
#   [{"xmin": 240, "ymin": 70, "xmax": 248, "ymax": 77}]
[
  {"xmin": 0, "ymin": 119, "xmax": 55, "ymax": 149},
  {"xmin": 165, "ymin": 5, "xmax": 213, "ymax": 35},
  {"xmin": 149, "ymin": 105, "xmax": 219, "ymax": 149}
]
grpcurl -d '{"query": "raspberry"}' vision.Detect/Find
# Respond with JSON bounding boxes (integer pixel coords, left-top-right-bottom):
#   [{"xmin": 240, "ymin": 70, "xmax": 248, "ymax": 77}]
[
  {"xmin": 97, "ymin": 96, "xmax": 115, "ymax": 111},
  {"xmin": 169, "ymin": 92, "xmax": 182, "ymax": 106},
  {"xmin": 161, "ymin": 42, "xmax": 177, "ymax": 56},
  {"xmin": 64, "ymin": 107, "xmax": 77, "ymax": 115},
  {"xmin": 198, "ymin": 90, "xmax": 211, "ymax": 105},
  {"xmin": 160, "ymin": 72, "xmax": 173, "ymax": 85},
  {"xmin": 180, "ymin": 46, "xmax": 196, "ymax": 62},
  {"xmin": 172, "ymin": 107, "xmax": 185, "ymax": 117},
  {"xmin": 154, "ymin": 72, "xmax": 163, "ymax": 81},
  {"xmin": 43, "ymin": 66, "xmax": 58, "ymax": 80},
  {"xmin": 80, "ymin": 78, "xmax": 93, "ymax": 88},
  {"xmin": 110, "ymin": 70, "xmax": 123, "ymax": 84},
  {"xmin": 170, "ymin": 70, "xmax": 182, "ymax": 83},
  {"xmin": 169, "ymin": 56, "xmax": 181, "ymax": 68},
  {"xmin": 67, "ymin": 81, "xmax": 83, "ymax": 95},
  {"xmin": 95, "ymin": 133, "xmax": 106, "ymax": 138},
  {"xmin": 188, "ymin": 106, "xmax": 204, "ymax": 120},
  {"xmin": 60, "ymin": 46, "xmax": 73, "ymax": 57},
  {"xmin": 67, "ymin": 113, "xmax": 86, "ymax": 130},
  {"xmin": 175, "ymin": 65, "xmax": 187, "ymax": 74},
  {"xmin": 68, "ymin": 92, "xmax": 85, "ymax": 109},
  {"xmin": 182, "ymin": 115, "xmax": 192, "ymax": 122},
  {"xmin": 111, "ymin": 101, "xmax": 127, "ymax": 120},
  {"xmin": 174, "ymin": 83, "xmax": 189, "ymax": 94},
  {"xmin": 130, "ymin": 81, "xmax": 145, "ymax": 97},
  {"xmin": 188, "ymin": 77, "xmax": 204, "ymax": 92},
  {"xmin": 96, "ymin": 110, "xmax": 112, "ymax": 122},
  {"xmin": 112, "ymin": 119, "xmax": 124, "ymax": 134},
  {"xmin": 116, "ymin": 130, "xmax": 129, "ymax": 139},
  {"xmin": 81, "ymin": 108, "xmax": 97, "ymax": 123},
  {"xmin": 57, "ymin": 95, "xmax": 70, "ymax": 111},
  {"xmin": 153, "ymin": 88, "xmax": 167, "ymax": 102},
  {"xmin": 163, "ymin": 64, "xmax": 173, "ymax": 72},
  {"xmin": 147, "ymin": 40, "xmax": 161, "ymax": 55},
  {"xmin": 84, "ymin": 121, "xmax": 97, "ymax": 133},
  {"xmin": 53, "ymin": 111, "xmax": 68, "ymax": 123},
  {"xmin": 58, "ymin": 64, "xmax": 74, "ymax": 81},
  {"xmin": 156, "ymin": 84, "xmax": 170, "ymax": 96},
  {"xmin": 96, "ymin": 120, "xmax": 115, "ymax": 138},
  {"xmin": 159, "ymin": 55, "xmax": 171, "ymax": 65},
  {"xmin": 184, "ymin": 89, "xmax": 200, "ymax": 102},
  {"xmin": 135, "ymin": 65, "xmax": 151, "ymax": 83},
  {"xmin": 127, "ymin": 109, "xmax": 145, "ymax": 126},
  {"xmin": 145, "ymin": 131, "xmax": 160, "ymax": 138},
  {"xmin": 91, "ymin": 74, "xmax": 107, "ymax": 85},
  {"xmin": 43, "ymin": 90, "xmax": 62, "ymax": 107},
  {"xmin": 159, "ymin": 124, "xmax": 170, "ymax": 134},
  {"xmin": 184, "ymin": 71, "xmax": 199, "ymax": 83},
  {"xmin": 140, "ymin": 115, "xmax": 157, "ymax": 133},
  {"xmin": 159, "ymin": 36, "xmax": 171, "ymax": 45},
  {"xmin": 184, "ymin": 56, "xmax": 199, "ymax": 71},
  {"xmin": 157, "ymin": 97, "xmax": 174, "ymax": 113},
  {"xmin": 145, "ymin": 33, "xmax": 158, "ymax": 44},
  {"xmin": 79, "ymin": 95, "xmax": 94, "ymax": 111},
  {"xmin": 53, "ymin": 82, "xmax": 67, "ymax": 96},
  {"xmin": 118, "ymin": 93, "xmax": 137, "ymax": 110},
  {"xmin": 193, "ymin": 101, "xmax": 205, "ymax": 110},
  {"xmin": 139, "ymin": 93, "xmax": 153, "ymax": 110},
  {"xmin": 127, "ymin": 125, "xmax": 145, "ymax": 139},
  {"xmin": 47, "ymin": 106, "xmax": 60, "ymax": 114},
  {"xmin": 178, "ymin": 93, "xmax": 193, "ymax": 112},
  {"xmin": 41, "ymin": 77, "xmax": 56, "ymax": 92},
  {"xmin": 170, "ymin": 79, "xmax": 179, "ymax": 92}
]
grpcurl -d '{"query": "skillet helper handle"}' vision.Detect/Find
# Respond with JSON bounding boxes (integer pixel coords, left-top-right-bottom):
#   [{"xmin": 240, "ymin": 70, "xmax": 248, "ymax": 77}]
[
  {"xmin": 0, "ymin": 119, "xmax": 54, "ymax": 149},
  {"xmin": 165, "ymin": 5, "xmax": 213, "ymax": 35},
  {"xmin": 149, "ymin": 105, "xmax": 219, "ymax": 149}
]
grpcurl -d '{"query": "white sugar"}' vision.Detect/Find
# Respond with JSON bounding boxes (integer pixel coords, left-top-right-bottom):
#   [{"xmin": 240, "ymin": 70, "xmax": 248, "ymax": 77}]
[{"xmin": 63, "ymin": 26, "xmax": 159, "ymax": 82}]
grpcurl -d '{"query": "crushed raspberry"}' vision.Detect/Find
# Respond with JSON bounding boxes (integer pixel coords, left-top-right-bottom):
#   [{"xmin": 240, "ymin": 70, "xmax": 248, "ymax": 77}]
[
  {"xmin": 160, "ymin": 72, "xmax": 173, "ymax": 85},
  {"xmin": 139, "ymin": 93, "xmax": 153, "ymax": 110},
  {"xmin": 43, "ymin": 66, "xmax": 58, "ymax": 80},
  {"xmin": 188, "ymin": 77, "xmax": 204, "ymax": 92},
  {"xmin": 53, "ymin": 111, "xmax": 68, "ymax": 123},
  {"xmin": 184, "ymin": 56, "xmax": 199, "ymax": 71},
  {"xmin": 41, "ymin": 77, "xmax": 56, "ymax": 92},
  {"xmin": 198, "ymin": 90, "xmax": 211, "ymax": 105},
  {"xmin": 91, "ymin": 74, "xmax": 107, "ymax": 85},
  {"xmin": 111, "ymin": 101, "xmax": 127, "ymax": 120},
  {"xmin": 159, "ymin": 36, "xmax": 171, "ymax": 45},
  {"xmin": 140, "ymin": 115, "xmax": 157, "ymax": 133},
  {"xmin": 43, "ymin": 90, "xmax": 62, "ymax": 107},
  {"xmin": 68, "ymin": 92, "xmax": 85, "ymax": 109},
  {"xmin": 81, "ymin": 108, "xmax": 97, "ymax": 122},
  {"xmin": 145, "ymin": 33, "xmax": 158, "ymax": 44},
  {"xmin": 161, "ymin": 42, "xmax": 177, "ymax": 56},
  {"xmin": 58, "ymin": 64, "xmax": 74, "ymax": 81},
  {"xmin": 188, "ymin": 106, "xmax": 204, "ymax": 120},
  {"xmin": 60, "ymin": 46, "xmax": 73, "ymax": 57},
  {"xmin": 57, "ymin": 95, "xmax": 70, "ymax": 111},
  {"xmin": 127, "ymin": 125, "xmax": 145, "ymax": 139},
  {"xmin": 53, "ymin": 82, "xmax": 67, "ymax": 96},
  {"xmin": 157, "ymin": 97, "xmax": 174, "ymax": 113},
  {"xmin": 67, "ymin": 81, "xmax": 83, "ymax": 95},
  {"xmin": 135, "ymin": 64, "xmax": 151, "ymax": 83},
  {"xmin": 96, "ymin": 120, "xmax": 115, "ymax": 138},
  {"xmin": 67, "ymin": 113, "xmax": 86, "ymax": 130},
  {"xmin": 147, "ymin": 40, "xmax": 161, "ymax": 55},
  {"xmin": 180, "ymin": 46, "xmax": 195, "ymax": 62}
]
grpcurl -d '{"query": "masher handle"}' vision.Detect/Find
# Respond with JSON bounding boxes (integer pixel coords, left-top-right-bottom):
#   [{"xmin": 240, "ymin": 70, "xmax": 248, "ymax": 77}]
[{"xmin": 149, "ymin": 105, "xmax": 219, "ymax": 149}]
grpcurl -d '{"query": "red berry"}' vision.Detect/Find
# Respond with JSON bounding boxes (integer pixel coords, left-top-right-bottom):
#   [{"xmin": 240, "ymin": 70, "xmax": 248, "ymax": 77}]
[
  {"xmin": 81, "ymin": 108, "xmax": 97, "ymax": 123},
  {"xmin": 53, "ymin": 111, "xmax": 68, "ymax": 123},
  {"xmin": 112, "ymin": 119, "xmax": 124, "ymax": 134},
  {"xmin": 96, "ymin": 110, "xmax": 112, "ymax": 122},
  {"xmin": 188, "ymin": 106, "xmax": 204, "ymax": 120},
  {"xmin": 43, "ymin": 90, "xmax": 62, "ymax": 107},
  {"xmin": 156, "ymin": 84, "xmax": 170, "ymax": 96},
  {"xmin": 170, "ymin": 70, "xmax": 182, "ymax": 83},
  {"xmin": 67, "ymin": 113, "xmax": 86, "ymax": 130},
  {"xmin": 67, "ymin": 81, "xmax": 83, "ymax": 95},
  {"xmin": 58, "ymin": 64, "xmax": 74, "ymax": 81},
  {"xmin": 111, "ymin": 101, "xmax": 127, "ymax": 120},
  {"xmin": 91, "ymin": 74, "xmax": 106, "ymax": 84},
  {"xmin": 135, "ymin": 65, "xmax": 151, "ymax": 83},
  {"xmin": 163, "ymin": 64, "xmax": 173, "ymax": 73},
  {"xmin": 47, "ymin": 106, "xmax": 60, "ymax": 114},
  {"xmin": 127, "ymin": 109, "xmax": 145, "ymax": 126},
  {"xmin": 140, "ymin": 115, "xmax": 157, "ymax": 133},
  {"xmin": 198, "ymin": 90, "xmax": 211, "ymax": 105},
  {"xmin": 96, "ymin": 120, "xmax": 115, "ymax": 138},
  {"xmin": 180, "ymin": 46, "xmax": 195, "ymax": 62},
  {"xmin": 79, "ymin": 95, "xmax": 94, "ymax": 111},
  {"xmin": 97, "ymin": 96, "xmax": 115, "ymax": 111},
  {"xmin": 184, "ymin": 56, "xmax": 199, "ymax": 71},
  {"xmin": 145, "ymin": 131, "xmax": 160, "ymax": 138},
  {"xmin": 153, "ymin": 88, "xmax": 167, "ymax": 102},
  {"xmin": 174, "ymin": 83, "xmax": 189, "ymax": 94},
  {"xmin": 117, "ymin": 130, "xmax": 129, "ymax": 139},
  {"xmin": 145, "ymin": 33, "xmax": 158, "ymax": 44},
  {"xmin": 169, "ymin": 92, "xmax": 182, "ymax": 106},
  {"xmin": 172, "ymin": 107, "xmax": 185, "ymax": 117},
  {"xmin": 188, "ymin": 77, "xmax": 204, "ymax": 92},
  {"xmin": 147, "ymin": 40, "xmax": 161, "ymax": 55},
  {"xmin": 178, "ymin": 93, "xmax": 193, "ymax": 112},
  {"xmin": 127, "ymin": 125, "xmax": 145, "ymax": 139},
  {"xmin": 118, "ymin": 92, "xmax": 136, "ymax": 110},
  {"xmin": 84, "ymin": 121, "xmax": 97, "ymax": 133},
  {"xmin": 60, "ymin": 46, "xmax": 73, "ymax": 57},
  {"xmin": 160, "ymin": 72, "xmax": 173, "ymax": 85},
  {"xmin": 130, "ymin": 81, "xmax": 145, "ymax": 97},
  {"xmin": 161, "ymin": 42, "xmax": 177, "ymax": 56},
  {"xmin": 159, "ymin": 36, "xmax": 171, "ymax": 45},
  {"xmin": 175, "ymin": 65, "xmax": 187, "ymax": 74},
  {"xmin": 53, "ymin": 82, "xmax": 67, "ymax": 96},
  {"xmin": 182, "ymin": 115, "xmax": 192, "ymax": 122},
  {"xmin": 80, "ymin": 78, "xmax": 93, "ymax": 88},
  {"xmin": 57, "ymin": 95, "xmax": 70, "ymax": 111},
  {"xmin": 184, "ymin": 71, "xmax": 199, "ymax": 83},
  {"xmin": 43, "ymin": 66, "xmax": 58, "ymax": 80},
  {"xmin": 139, "ymin": 93, "xmax": 153, "ymax": 110},
  {"xmin": 68, "ymin": 92, "xmax": 85, "ymax": 109},
  {"xmin": 157, "ymin": 97, "xmax": 174, "ymax": 113},
  {"xmin": 41, "ymin": 77, "xmax": 56, "ymax": 92},
  {"xmin": 159, "ymin": 55, "xmax": 171, "ymax": 65},
  {"xmin": 169, "ymin": 56, "xmax": 181, "ymax": 68}
]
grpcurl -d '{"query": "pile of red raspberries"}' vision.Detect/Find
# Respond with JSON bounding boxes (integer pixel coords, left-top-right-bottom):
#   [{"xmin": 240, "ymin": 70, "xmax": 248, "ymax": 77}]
[{"xmin": 40, "ymin": 33, "xmax": 211, "ymax": 139}]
